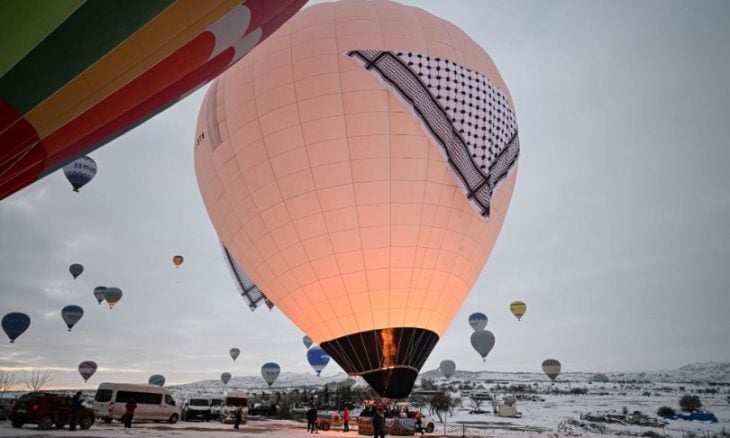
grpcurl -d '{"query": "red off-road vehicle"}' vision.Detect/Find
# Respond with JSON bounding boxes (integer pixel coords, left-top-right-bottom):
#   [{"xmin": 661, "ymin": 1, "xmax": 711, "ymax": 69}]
[{"xmin": 9, "ymin": 392, "xmax": 95, "ymax": 430}]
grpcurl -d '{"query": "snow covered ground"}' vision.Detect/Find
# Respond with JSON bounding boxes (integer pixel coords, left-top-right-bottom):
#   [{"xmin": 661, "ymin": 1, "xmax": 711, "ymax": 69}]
[{"xmin": 2, "ymin": 363, "xmax": 728, "ymax": 437}]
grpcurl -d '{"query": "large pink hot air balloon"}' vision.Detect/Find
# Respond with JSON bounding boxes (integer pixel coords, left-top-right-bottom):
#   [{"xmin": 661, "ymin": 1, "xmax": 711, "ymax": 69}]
[{"xmin": 194, "ymin": 0, "xmax": 519, "ymax": 398}]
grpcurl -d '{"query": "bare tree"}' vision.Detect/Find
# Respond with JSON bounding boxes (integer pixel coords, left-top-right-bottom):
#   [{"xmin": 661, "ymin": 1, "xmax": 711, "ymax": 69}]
[
  {"xmin": 0, "ymin": 371, "xmax": 18, "ymax": 396},
  {"xmin": 24, "ymin": 369, "xmax": 52, "ymax": 391}
]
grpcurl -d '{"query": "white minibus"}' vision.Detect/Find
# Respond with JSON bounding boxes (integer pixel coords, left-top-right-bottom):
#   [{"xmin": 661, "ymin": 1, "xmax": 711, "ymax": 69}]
[{"xmin": 93, "ymin": 383, "xmax": 180, "ymax": 424}]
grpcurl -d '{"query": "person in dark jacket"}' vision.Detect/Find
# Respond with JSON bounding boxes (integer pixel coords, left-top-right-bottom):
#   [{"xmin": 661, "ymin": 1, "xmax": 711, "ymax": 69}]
[
  {"xmin": 124, "ymin": 399, "xmax": 137, "ymax": 428},
  {"xmin": 69, "ymin": 392, "xmax": 82, "ymax": 431},
  {"xmin": 234, "ymin": 406, "xmax": 243, "ymax": 429},
  {"xmin": 306, "ymin": 407, "xmax": 318, "ymax": 433},
  {"xmin": 372, "ymin": 405, "xmax": 385, "ymax": 438}
]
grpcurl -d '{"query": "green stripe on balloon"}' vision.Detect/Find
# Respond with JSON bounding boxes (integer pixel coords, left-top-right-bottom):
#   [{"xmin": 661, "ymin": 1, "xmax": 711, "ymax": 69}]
[{"xmin": 0, "ymin": 0, "xmax": 174, "ymax": 113}]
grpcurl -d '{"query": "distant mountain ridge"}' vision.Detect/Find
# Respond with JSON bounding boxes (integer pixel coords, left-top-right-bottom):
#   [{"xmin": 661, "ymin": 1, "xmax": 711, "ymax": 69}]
[
  {"xmin": 417, "ymin": 362, "xmax": 730, "ymax": 384},
  {"xmin": 170, "ymin": 362, "xmax": 729, "ymax": 396}
]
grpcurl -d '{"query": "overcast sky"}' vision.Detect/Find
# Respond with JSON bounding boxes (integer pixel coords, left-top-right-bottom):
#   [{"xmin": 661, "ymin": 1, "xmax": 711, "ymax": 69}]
[{"xmin": 1, "ymin": 0, "xmax": 729, "ymax": 390}]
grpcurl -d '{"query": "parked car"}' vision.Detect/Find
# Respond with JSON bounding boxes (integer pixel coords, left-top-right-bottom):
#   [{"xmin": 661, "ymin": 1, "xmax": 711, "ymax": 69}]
[
  {"xmin": 249, "ymin": 403, "xmax": 278, "ymax": 416},
  {"xmin": 92, "ymin": 383, "xmax": 180, "ymax": 424},
  {"xmin": 210, "ymin": 398, "xmax": 223, "ymax": 419},
  {"xmin": 182, "ymin": 398, "xmax": 211, "ymax": 421},
  {"xmin": 0, "ymin": 398, "xmax": 16, "ymax": 421},
  {"xmin": 9, "ymin": 392, "xmax": 95, "ymax": 430}
]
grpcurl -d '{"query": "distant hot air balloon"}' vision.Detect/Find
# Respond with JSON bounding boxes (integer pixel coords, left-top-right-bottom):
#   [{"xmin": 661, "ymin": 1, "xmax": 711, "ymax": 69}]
[
  {"xmin": 306, "ymin": 346, "xmax": 330, "ymax": 376},
  {"xmin": 0, "ymin": 0, "xmax": 309, "ymax": 202},
  {"xmin": 93, "ymin": 286, "xmax": 107, "ymax": 304},
  {"xmin": 230, "ymin": 348, "xmax": 240, "ymax": 362},
  {"xmin": 221, "ymin": 372, "xmax": 232, "ymax": 385},
  {"xmin": 510, "ymin": 301, "xmax": 527, "ymax": 321},
  {"xmin": 149, "ymin": 374, "xmax": 166, "ymax": 386},
  {"xmin": 302, "ymin": 336, "xmax": 313, "ymax": 349},
  {"xmin": 195, "ymin": 0, "xmax": 520, "ymax": 399},
  {"xmin": 172, "ymin": 255, "xmax": 184, "ymax": 268},
  {"xmin": 261, "ymin": 363, "xmax": 280, "ymax": 387},
  {"xmin": 63, "ymin": 156, "xmax": 97, "ymax": 192},
  {"xmin": 468, "ymin": 313, "xmax": 488, "ymax": 331},
  {"xmin": 471, "ymin": 330, "xmax": 496, "ymax": 362},
  {"xmin": 2, "ymin": 312, "xmax": 30, "ymax": 343},
  {"xmin": 61, "ymin": 305, "xmax": 84, "ymax": 331},
  {"xmin": 78, "ymin": 361, "xmax": 97, "ymax": 382},
  {"xmin": 69, "ymin": 264, "xmax": 84, "ymax": 279},
  {"xmin": 104, "ymin": 287, "xmax": 123, "ymax": 309},
  {"xmin": 542, "ymin": 359, "xmax": 561, "ymax": 382},
  {"xmin": 439, "ymin": 360, "xmax": 456, "ymax": 379}
]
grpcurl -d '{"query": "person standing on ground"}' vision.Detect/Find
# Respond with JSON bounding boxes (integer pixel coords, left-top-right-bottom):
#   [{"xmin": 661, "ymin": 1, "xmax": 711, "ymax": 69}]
[
  {"xmin": 69, "ymin": 392, "xmax": 82, "ymax": 431},
  {"xmin": 234, "ymin": 405, "xmax": 243, "ymax": 429},
  {"xmin": 343, "ymin": 405, "xmax": 350, "ymax": 432},
  {"xmin": 124, "ymin": 398, "xmax": 137, "ymax": 428},
  {"xmin": 415, "ymin": 411, "xmax": 424, "ymax": 436},
  {"xmin": 372, "ymin": 405, "xmax": 385, "ymax": 438},
  {"xmin": 306, "ymin": 406, "xmax": 317, "ymax": 433}
]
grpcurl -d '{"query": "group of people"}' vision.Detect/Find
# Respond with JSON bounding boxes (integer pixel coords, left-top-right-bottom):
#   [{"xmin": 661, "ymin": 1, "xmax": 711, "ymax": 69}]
[
  {"xmin": 305, "ymin": 406, "xmax": 352, "ymax": 433},
  {"xmin": 66, "ymin": 393, "xmax": 137, "ymax": 430}
]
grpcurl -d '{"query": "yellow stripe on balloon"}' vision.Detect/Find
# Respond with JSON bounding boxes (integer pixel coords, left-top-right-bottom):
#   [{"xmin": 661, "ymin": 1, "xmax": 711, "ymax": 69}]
[{"xmin": 25, "ymin": 0, "xmax": 240, "ymax": 138}]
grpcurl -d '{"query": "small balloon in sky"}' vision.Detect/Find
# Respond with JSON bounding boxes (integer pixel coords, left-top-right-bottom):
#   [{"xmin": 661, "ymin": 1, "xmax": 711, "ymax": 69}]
[
  {"xmin": 69, "ymin": 263, "xmax": 84, "ymax": 279},
  {"xmin": 510, "ymin": 301, "xmax": 527, "ymax": 321},
  {"xmin": 468, "ymin": 312, "xmax": 488, "ymax": 331},
  {"xmin": 63, "ymin": 156, "xmax": 97, "ymax": 192},
  {"xmin": 230, "ymin": 348, "xmax": 240, "ymax": 362},
  {"xmin": 104, "ymin": 287, "xmax": 123, "ymax": 309},
  {"xmin": 149, "ymin": 374, "xmax": 166, "ymax": 386},
  {"xmin": 172, "ymin": 255, "xmax": 184, "ymax": 268},
  {"xmin": 306, "ymin": 346, "xmax": 330, "ymax": 376},
  {"xmin": 221, "ymin": 372, "xmax": 232, "ymax": 385},
  {"xmin": 2, "ymin": 312, "xmax": 30, "ymax": 343},
  {"xmin": 93, "ymin": 286, "xmax": 107, "ymax": 304},
  {"xmin": 61, "ymin": 305, "xmax": 84, "ymax": 331},
  {"xmin": 78, "ymin": 360, "xmax": 97, "ymax": 382},
  {"xmin": 261, "ymin": 362, "xmax": 280, "ymax": 387},
  {"xmin": 471, "ymin": 330, "xmax": 496, "ymax": 361}
]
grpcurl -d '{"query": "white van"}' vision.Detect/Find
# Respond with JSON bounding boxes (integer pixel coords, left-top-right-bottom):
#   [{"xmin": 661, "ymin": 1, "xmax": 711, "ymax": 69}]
[
  {"xmin": 93, "ymin": 383, "xmax": 180, "ymax": 424},
  {"xmin": 218, "ymin": 389, "xmax": 248, "ymax": 424}
]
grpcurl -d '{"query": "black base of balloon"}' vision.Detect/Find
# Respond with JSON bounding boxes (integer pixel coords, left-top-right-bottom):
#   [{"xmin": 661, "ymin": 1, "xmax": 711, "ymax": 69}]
[{"xmin": 320, "ymin": 327, "xmax": 439, "ymax": 399}]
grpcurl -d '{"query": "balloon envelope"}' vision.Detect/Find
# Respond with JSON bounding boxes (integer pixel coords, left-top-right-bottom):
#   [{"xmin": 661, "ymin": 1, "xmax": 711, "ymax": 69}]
[
  {"xmin": 69, "ymin": 263, "xmax": 84, "ymax": 279},
  {"xmin": 542, "ymin": 359, "xmax": 561, "ymax": 382},
  {"xmin": 261, "ymin": 362, "xmax": 280, "ymax": 387},
  {"xmin": 0, "ymin": 0, "xmax": 308, "ymax": 201},
  {"xmin": 306, "ymin": 346, "xmax": 331, "ymax": 376},
  {"xmin": 2, "ymin": 312, "xmax": 30, "ymax": 343},
  {"xmin": 468, "ymin": 312, "xmax": 488, "ymax": 331},
  {"xmin": 104, "ymin": 287, "xmax": 123, "ymax": 309},
  {"xmin": 148, "ymin": 374, "xmax": 166, "ymax": 386},
  {"xmin": 61, "ymin": 305, "xmax": 84, "ymax": 331},
  {"xmin": 93, "ymin": 286, "xmax": 107, "ymax": 304},
  {"xmin": 172, "ymin": 255, "xmax": 184, "ymax": 268},
  {"xmin": 510, "ymin": 301, "xmax": 527, "ymax": 321},
  {"xmin": 302, "ymin": 336, "xmax": 313, "ymax": 349},
  {"xmin": 471, "ymin": 330, "xmax": 496, "ymax": 361},
  {"xmin": 439, "ymin": 360, "xmax": 456, "ymax": 379},
  {"xmin": 63, "ymin": 156, "xmax": 97, "ymax": 192},
  {"xmin": 221, "ymin": 372, "xmax": 232, "ymax": 385},
  {"xmin": 194, "ymin": 0, "xmax": 519, "ymax": 399},
  {"xmin": 78, "ymin": 360, "xmax": 97, "ymax": 382},
  {"xmin": 230, "ymin": 348, "xmax": 240, "ymax": 361}
]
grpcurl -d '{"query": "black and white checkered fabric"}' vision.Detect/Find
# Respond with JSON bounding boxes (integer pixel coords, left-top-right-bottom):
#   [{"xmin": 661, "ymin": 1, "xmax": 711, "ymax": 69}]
[
  {"xmin": 348, "ymin": 50, "xmax": 519, "ymax": 220},
  {"xmin": 221, "ymin": 243, "xmax": 274, "ymax": 311}
]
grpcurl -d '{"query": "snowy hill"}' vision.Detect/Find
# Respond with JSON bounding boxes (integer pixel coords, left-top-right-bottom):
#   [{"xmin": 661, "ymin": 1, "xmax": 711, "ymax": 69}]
[{"xmin": 418, "ymin": 362, "xmax": 730, "ymax": 384}]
